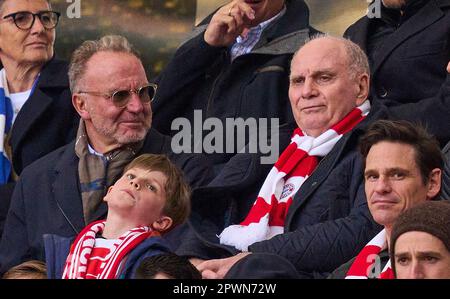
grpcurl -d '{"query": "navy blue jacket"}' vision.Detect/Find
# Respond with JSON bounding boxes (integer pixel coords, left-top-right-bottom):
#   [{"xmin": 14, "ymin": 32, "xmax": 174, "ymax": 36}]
[
  {"xmin": 0, "ymin": 128, "xmax": 212, "ymax": 274},
  {"xmin": 43, "ymin": 234, "xmax": 171, "ymax": 279},
  {"xmin": 0, "ymin": 58, "xmax": 79, "ymax": 235},
  {"xmin": 344, "ymin": 0, "xmax": 450, "ymax": 145},
  {"xmin": 176, "ymin": 110, "xmax": 386, "ymax": 277}
]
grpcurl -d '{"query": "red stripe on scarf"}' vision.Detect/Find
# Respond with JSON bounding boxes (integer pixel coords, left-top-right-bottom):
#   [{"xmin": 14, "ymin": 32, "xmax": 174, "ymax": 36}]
[
  {"xmin": 241, "ymin": 196, "xmax": 293, "ymax": 226},
  {"xmin": 346, "ymin": 245, "xmax": 381, "ymax": 276},
  {"xmin": 63, "ymin": 221, "xmax": 156, "ymax": 279},
  {"xmin": 219, "ymin": 101, "xmax": 371, "ymax": 251},
  {"xmin": 331, "ymin": 107, "xmax": 365, "ymax": 135},
  {"xmin": 346, "ymin": 229, "xmax": 394, "ymax": 279}
]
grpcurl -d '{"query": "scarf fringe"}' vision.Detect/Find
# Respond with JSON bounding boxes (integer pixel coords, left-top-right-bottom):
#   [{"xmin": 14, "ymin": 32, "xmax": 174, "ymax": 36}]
[{"xmin": 219, "ymin": 215, "xmax": 284, "ymax": 251}]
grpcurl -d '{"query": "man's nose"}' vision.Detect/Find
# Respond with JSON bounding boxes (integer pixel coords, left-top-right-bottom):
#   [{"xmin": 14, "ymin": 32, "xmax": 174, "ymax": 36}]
[
  {"xmin": 126, "ymin": 92, "xmax": 144, "ymax": 113},
  {"xmin": 301, "ymin": 78, "xmax": 318, "ymax": 99},
  {"xmin": 408, "ymin": 261, "xmax": 425, "ymax": 279},
  {"xmin": 374, "ymin": 176, "xmax": 392, "ymax": 194}
]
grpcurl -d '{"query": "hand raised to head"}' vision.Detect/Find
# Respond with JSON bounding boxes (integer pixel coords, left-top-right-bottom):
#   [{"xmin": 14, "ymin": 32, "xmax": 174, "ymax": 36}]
[{"xmin": 204, "ymin": 1, "xmax": 255, "ymax": 47}]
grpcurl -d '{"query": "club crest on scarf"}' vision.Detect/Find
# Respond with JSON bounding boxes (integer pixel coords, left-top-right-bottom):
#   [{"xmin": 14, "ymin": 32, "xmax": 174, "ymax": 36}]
[{"xmin": 219, "ymin": 101, "xmax": 371, "ymax": 251}]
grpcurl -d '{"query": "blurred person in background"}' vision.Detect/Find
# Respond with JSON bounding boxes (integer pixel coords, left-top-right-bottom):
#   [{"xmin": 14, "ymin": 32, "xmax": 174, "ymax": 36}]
[{"xmin": 0, "ymin": 0, "xmax": 79, "ymax": 235}]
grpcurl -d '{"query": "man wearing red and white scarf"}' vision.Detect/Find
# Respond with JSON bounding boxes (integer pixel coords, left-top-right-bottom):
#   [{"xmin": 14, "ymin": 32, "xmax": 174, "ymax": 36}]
[
  {"xmin": 328, "ymin": 120, "xmax": 443, "ymax": 279},
  {"xmin": 178, "ymin": 35, "xmax": 386, "ymax": 279}
]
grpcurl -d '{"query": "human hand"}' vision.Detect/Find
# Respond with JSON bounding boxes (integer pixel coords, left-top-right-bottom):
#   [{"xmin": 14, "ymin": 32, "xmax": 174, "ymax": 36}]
[
  {"xmin": 204, "ymin": 1, "xmax": 256, "ymax": 47},
  {"xmin": 189, "ymin": 257, "xmax": 205, "ymax": 267},
  {"xmin": 196, "ymin": 252, "xmax": 251, "ymax": 279},
  {"xmin": 447, "ymin": 61, "xmax": 449, "ymax": 73}
]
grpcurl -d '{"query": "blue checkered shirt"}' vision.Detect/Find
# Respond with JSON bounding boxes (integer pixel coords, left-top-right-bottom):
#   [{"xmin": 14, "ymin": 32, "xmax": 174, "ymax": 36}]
[{"xmin": 230, "ymin": 6, "xmax": 286, "ymax": 61}]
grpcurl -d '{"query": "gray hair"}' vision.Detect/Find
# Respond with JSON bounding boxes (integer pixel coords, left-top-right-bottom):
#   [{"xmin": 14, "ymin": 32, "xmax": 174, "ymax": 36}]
[
  {"xmin": 68, "ymin": 35, "xmax": 141, "ymax": 92},
  {"xmin": 292, "ymin": 33, "xmax": 370, "ymax": 80}
]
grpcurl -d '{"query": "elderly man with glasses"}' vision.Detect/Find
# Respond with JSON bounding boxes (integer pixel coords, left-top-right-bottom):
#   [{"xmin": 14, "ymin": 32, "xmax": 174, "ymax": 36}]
[
  {"xmin": 0, "ymin": 35, "xmax": 213, "ymax": 274},
  {"xmin": 0, "ymin": 0, "xmax": 79, "ymax": 234}
]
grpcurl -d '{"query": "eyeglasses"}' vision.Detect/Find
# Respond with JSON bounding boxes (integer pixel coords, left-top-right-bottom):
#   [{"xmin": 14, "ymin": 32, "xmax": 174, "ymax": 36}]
[
  {"xmin": 78, "ymin": 84, "xmax": 158, "ymax": 108},
  {"xmin": 2, "ymin": 11, "xmax": 60, "ymax": 30}
]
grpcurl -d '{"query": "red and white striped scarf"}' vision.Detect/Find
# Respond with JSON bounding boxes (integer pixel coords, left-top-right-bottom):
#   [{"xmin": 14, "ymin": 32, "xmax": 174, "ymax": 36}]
[
  {"xmin": 345, "ymin": 229, "xmax": 394, "ymax": 279},
  {"xmin": 62, "ymin": 220, "xmax": 154, "ymax": 279},
  {"xmin": 219, "ymin": 101, "xmax": 371, "ymax": 251}
]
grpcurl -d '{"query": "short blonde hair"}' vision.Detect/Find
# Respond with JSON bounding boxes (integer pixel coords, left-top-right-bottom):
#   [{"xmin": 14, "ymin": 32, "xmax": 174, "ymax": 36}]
[{"xmin": 68, "ymin": 35, "xmax": 141, "ymax": 92}]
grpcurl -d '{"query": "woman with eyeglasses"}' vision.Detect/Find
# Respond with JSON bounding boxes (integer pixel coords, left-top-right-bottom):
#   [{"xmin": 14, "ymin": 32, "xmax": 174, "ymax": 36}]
[{"xmin": 0, "ymin": 0, "xmax": 78, "ymax": 230}]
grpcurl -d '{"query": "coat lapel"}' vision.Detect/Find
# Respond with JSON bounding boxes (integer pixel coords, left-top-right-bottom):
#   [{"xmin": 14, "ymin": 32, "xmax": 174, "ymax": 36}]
[
  {"xmin": 9, "ymin": 58, "xmax": 69, "ymax": 156},
  {"xmin": 51, "ymin": 142, "xmax": 87, "ymax": 234},
  {"xmin": 284, "ymin": 134, "xmax": 352, "ymax": 228},
  {"xmin": 371, "ymin": 1, "xmax": 444, "ymax": 75},
  {"xmin": 9, "ymin": 88, "xmax": 53, "ymax": 153}
]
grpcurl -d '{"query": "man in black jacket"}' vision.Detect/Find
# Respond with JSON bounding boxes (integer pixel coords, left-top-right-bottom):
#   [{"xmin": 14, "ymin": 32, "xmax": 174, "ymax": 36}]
[
  {"xmin": 344, "ymin": 0, "xmax": 450, "ymax": 145},
  {"xmin": 329, "ymin": 120, "xmax": 443, "ymax": 279},
  {"xmin": 176, "ymin": 35, "xmax": 384, "ymax": 279},
  {"xmin": 152, "ymin": 0, "xmax": 318, "ymax": 170},
  {"xmin": 0, "ymin": 35, "xmax": 212, "ymax": 274}
]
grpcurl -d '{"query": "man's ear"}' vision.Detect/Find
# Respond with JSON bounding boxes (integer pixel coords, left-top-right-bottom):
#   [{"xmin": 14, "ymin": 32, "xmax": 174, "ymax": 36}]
[
  {"xmin": 72, "ymin": 94, "xmax": 90, "ymax": 120},
  {"xmin": 355, "ymin": 73, "xmax": 370, "ymax": 106},
  {"xmin": 151, "ymin": 216, "xmax": 173, "ymax": 233},
  {"xmin": 426, "ymin": 168, "xmax": 442, "ymax": 199}
]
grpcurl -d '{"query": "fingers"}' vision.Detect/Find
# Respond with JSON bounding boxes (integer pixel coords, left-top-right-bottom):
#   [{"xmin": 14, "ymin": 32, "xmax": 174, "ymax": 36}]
[
  {"xmin": 201, "ymin": 269, "xmax": 220, "ymax": 279},
  {"xmin": 189, "ymin": 258, "xmax": 205, "ymax": 267},
  {"xmin": 204, "ymin": 1, "xmax": 256, "ymax": 50},
  {"xmin": 230, "ymin": 1, "xmax": 255, "ymax": 22},
  {"xmin": 197, "ymin": 259, "xmax": 218, "ymax": 273},
  {"xmin": 227, "ymin": 1, "xmax": 255, "ymax": 30}
]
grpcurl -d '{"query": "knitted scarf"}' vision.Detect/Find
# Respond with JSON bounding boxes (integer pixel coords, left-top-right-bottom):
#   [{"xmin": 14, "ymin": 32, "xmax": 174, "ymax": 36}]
[
  {"xmin": 219, "ymin": 100, "xmax": 371, "ymax": 251},
  {"xmin": 75, "ymin": 120, "xmax": 143, "ymax": 224},
  {"xmin": 62, "ymin": 220, "xmax": 156, "ymax": 279},
  {"xmin": 0, "ymin": 69, "xmax": 13, "ymax": 184},
  {"xmin": 345, "ymin": 229, "xmax": 394, "ymax": 279}
]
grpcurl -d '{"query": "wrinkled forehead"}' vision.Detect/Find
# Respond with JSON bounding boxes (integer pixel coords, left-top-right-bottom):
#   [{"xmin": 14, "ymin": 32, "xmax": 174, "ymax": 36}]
[
  {"xmin": 292, "ymin": 39, "xmax": 348, "ymax": 72},
  {"xmin": 82, "ymin": 52, "xmax": 147, "ymax": 89},
  {"xmin": 292, "ymin": 50, "xmax": 347, "ymax": 76}
]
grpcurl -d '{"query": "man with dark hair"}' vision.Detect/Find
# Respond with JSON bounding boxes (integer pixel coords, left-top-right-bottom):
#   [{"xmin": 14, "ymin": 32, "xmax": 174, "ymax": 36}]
[
  {"xmin": 344, "ymin": 0, "xmax": 450, "ymax": 145},
  {"xmin": 330, "ymin": 119, "xmax": 444, "ymax": 279},
  {"xmin": 135, "ymin": 253, "xmax": 201, "ymax": 279},
  {"xmin": 152, "ymin": 0, "xmax": 318, "ymax": 170},
  {"xmin": 0, "ymin": 35, "xmax": 212, "ymax": 275}
]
